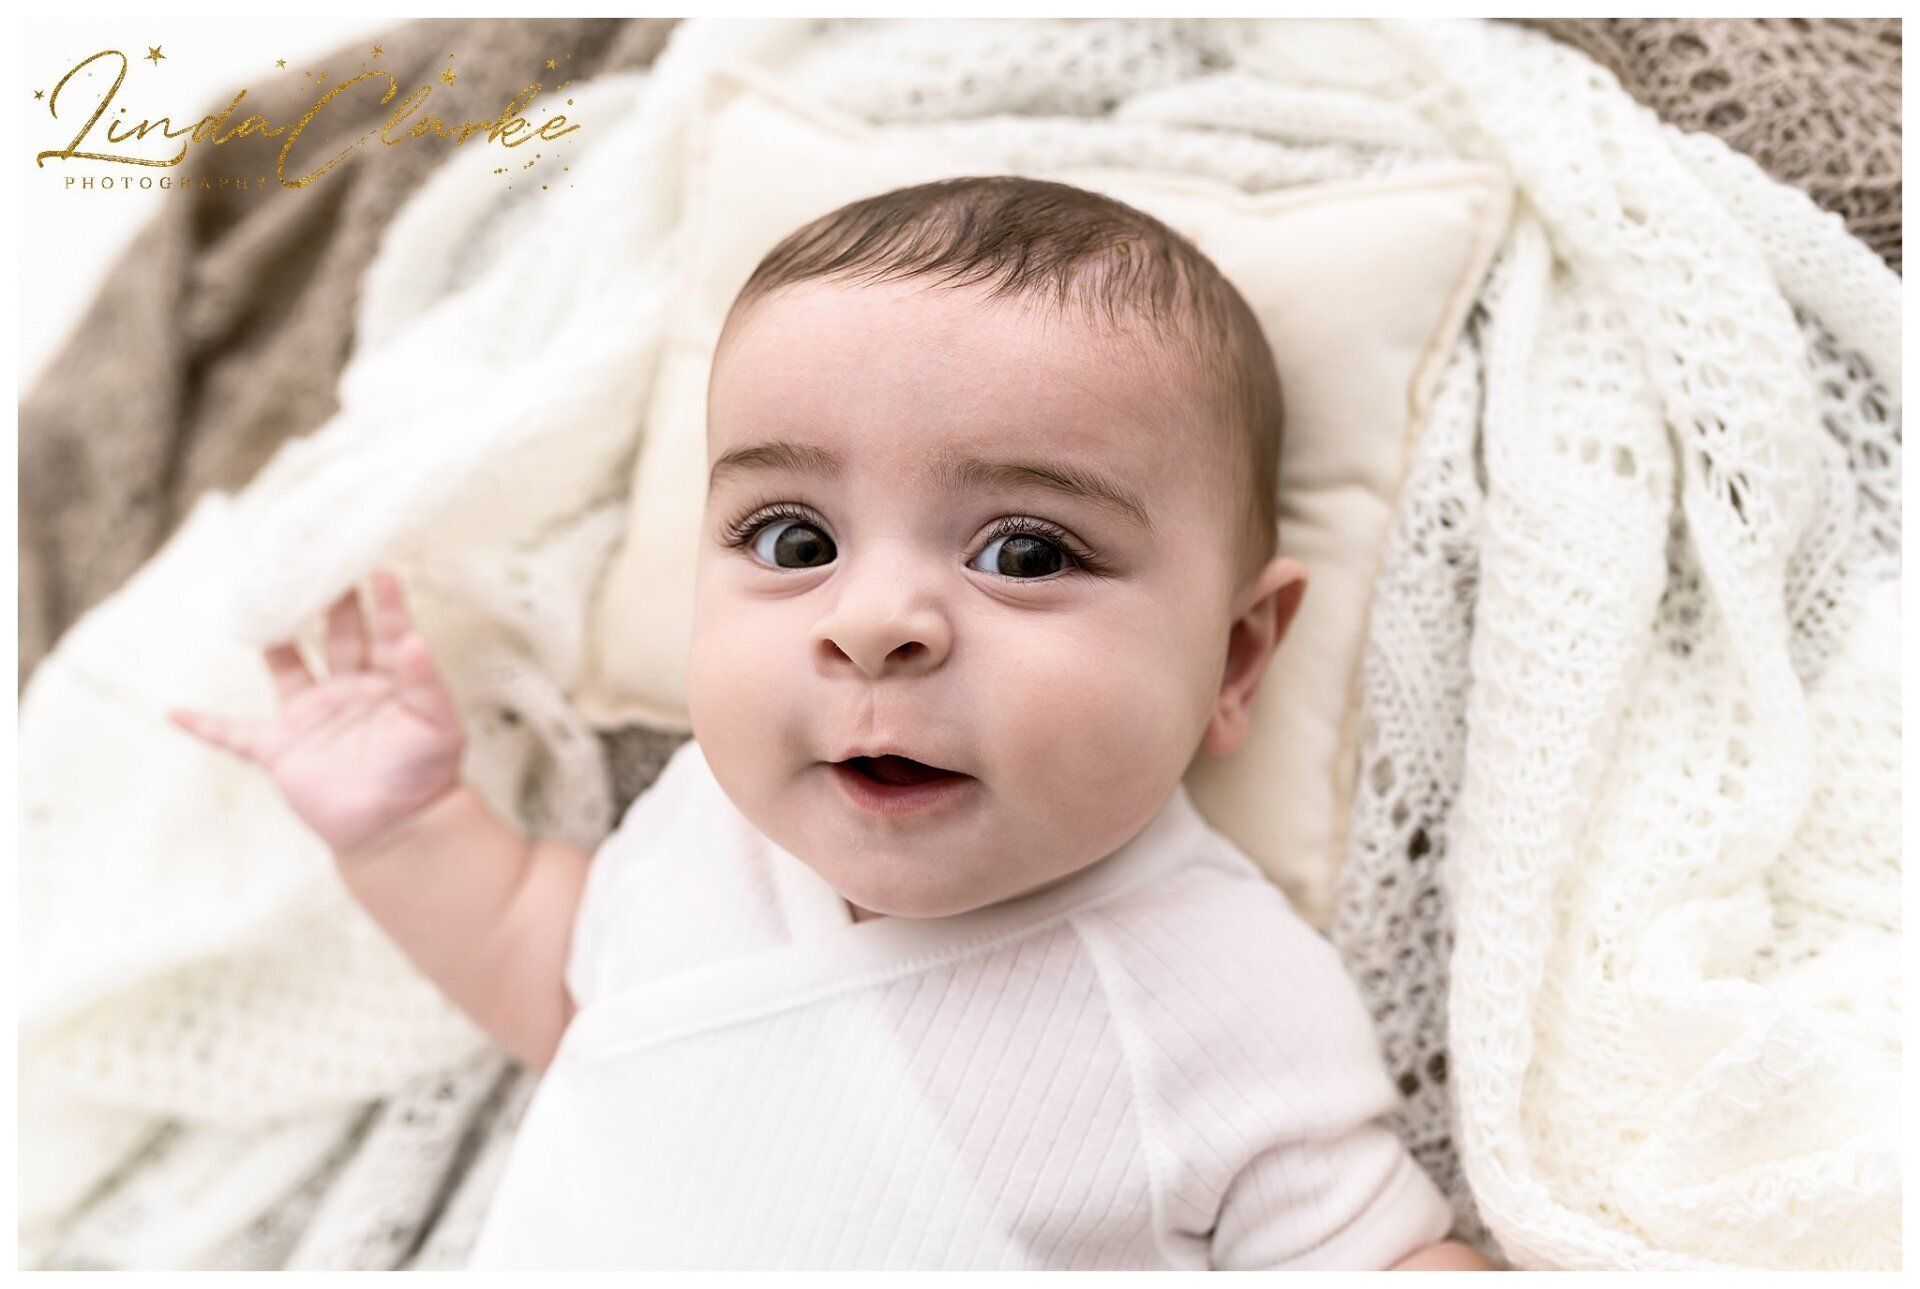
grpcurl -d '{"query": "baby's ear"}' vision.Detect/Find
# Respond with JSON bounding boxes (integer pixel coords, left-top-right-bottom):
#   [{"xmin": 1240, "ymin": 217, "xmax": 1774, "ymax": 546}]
[{"xmin": 1202, "ymin": 556, "xmax": 1308, "ymax": 758}]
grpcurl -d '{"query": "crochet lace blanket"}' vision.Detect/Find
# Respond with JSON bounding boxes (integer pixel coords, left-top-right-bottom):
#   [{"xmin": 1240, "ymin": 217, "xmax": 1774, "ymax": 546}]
[{"xmin": 18, "ymin": 17, "xmax": 1900, "ymax": 1270}]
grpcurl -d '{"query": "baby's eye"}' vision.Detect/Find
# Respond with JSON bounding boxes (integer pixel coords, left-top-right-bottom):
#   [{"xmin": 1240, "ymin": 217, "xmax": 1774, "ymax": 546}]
[
  {"xmin": 747, "ymin": 517, "xmax": 836, "ymax": 569},
  {"xmin": 725, "ymin": 508, "xmax": 1101, "ymax": 579},
  {"xmin": 968, "ymin": 528, "xmax": 1073, "ymax": 579}
]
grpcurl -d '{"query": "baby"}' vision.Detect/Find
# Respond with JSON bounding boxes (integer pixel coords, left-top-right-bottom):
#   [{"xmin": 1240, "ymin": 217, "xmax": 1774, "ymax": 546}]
[{"xmin": 170, "ymin": 176, "xmax": 1492, "ymax": 1271}]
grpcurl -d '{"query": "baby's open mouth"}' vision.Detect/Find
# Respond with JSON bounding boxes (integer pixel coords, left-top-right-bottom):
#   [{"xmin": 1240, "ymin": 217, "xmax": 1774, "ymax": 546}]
[{"xmin": 838, "ymin": 755, "xmax": 967, "ymax": 786}]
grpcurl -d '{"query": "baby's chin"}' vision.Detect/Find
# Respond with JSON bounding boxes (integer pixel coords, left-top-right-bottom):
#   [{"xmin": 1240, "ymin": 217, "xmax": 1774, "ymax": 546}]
[
  {"xmin": 790, "ymin": 826, "xmax": 1020, "ymax": 920},
  {"xmin": 802, "ymin": 853, "xmax": 999, "ymax": 920},
  {"xmin": 750, "ymin": 762, "xmax": 1103, "ymax": 918},
  {"xmin": 799, "ymin": 827, "xmax": 1109, "ymax": 921},
  {"xmin": 838, "ymin": 880, "xmax": 1010, "ymax": 921}
]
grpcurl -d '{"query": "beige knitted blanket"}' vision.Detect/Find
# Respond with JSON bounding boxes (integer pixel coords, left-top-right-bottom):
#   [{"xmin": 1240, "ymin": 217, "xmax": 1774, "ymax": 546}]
[{"xmin": 18, "ymin": 17, "xmax": 1900, "ymax": 1270}]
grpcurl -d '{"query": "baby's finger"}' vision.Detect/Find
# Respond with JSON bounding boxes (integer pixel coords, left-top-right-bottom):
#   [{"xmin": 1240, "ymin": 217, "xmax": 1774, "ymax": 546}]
[
  {"xmin": 263, "ymin": 642, "xmax": 317, "ymax": 704},
  {"xmin": 393, "ymin": 632, "xmax": 462, "ymax": 730},
  {"xmin": 368, "ymin": 568, "xmax": 412, "ymax": 673},
  {"xmin": 324, "ymin": 584, "xmax": 369, "ymax": 675},
  {"xmin": 166, "ymin": 708, "xmax": 268, "ymax": 764}
]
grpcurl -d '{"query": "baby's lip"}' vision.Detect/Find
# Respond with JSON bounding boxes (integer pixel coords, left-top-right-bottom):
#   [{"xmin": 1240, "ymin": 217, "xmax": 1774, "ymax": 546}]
[{"xmin": 828, "ymin": 745, "xmax": 971, "ymax": 778}]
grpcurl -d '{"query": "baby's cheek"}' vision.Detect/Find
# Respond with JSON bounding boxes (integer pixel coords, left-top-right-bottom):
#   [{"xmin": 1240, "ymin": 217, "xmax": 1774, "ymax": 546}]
[
  {"xmin": 996, "ymin": 631, "xmax": 1197, "ymax": 833},
  {"xmin": 687, "ymin": 618, "xmax": 812, "ymax": 850},
  {"xmin": 684, "ymin": 615, "xmax": 736, "ymax": 743},
  {"xmin": 687, "ymin": 601, "xmax": 792, "ymax": 766}
]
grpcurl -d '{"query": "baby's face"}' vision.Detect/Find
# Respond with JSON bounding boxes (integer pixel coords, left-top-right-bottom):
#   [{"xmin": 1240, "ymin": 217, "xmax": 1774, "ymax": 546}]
[{"xmin": 688, "ymin": 277, "xmax": 1263, "ymax": 919}]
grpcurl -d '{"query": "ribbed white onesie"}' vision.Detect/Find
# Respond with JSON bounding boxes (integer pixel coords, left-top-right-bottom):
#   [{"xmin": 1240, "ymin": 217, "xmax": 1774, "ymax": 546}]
[{"xmin": 468, "ymin": 739, "xmax": 1453, "ymax": 1269}]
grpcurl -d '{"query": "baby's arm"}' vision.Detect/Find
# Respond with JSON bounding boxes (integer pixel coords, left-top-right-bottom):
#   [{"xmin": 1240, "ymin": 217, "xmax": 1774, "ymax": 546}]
[
  {"xmin": 333, "ymin": 783, "xmax": 590, "ymax": 1073},
  {"xmin": 1389, "ymin": 1239, "xmax": 1501, "ymax": 1271},
  {"xmin": 169, "ymin": 568, "xmax": 587, "ymax": 1074}
]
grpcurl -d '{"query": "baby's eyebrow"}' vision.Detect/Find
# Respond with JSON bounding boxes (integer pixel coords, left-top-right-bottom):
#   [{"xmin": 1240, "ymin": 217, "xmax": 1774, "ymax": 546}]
[{"xmin": 708, "ymin": 440, "xmax": 1155, "ymax": 533}]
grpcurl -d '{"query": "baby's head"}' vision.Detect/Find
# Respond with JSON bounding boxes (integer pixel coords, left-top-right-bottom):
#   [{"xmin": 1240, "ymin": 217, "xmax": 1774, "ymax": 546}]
[{"xmin": 687, "ymin": 176, "xmax": 1305, "ymax": 919}]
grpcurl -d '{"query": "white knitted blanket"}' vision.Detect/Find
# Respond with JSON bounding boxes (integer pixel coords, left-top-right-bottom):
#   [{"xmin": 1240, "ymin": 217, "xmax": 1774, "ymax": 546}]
[{"xmin": 18, "ymin": 17, "xmax": 1900, "ymax": 1271}]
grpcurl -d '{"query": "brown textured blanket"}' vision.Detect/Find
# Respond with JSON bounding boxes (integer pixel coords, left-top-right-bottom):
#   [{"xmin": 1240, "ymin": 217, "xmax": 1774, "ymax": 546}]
[{"xmin": 17, "ymin": 17, "xmax": 1901, "ymax": 1270}]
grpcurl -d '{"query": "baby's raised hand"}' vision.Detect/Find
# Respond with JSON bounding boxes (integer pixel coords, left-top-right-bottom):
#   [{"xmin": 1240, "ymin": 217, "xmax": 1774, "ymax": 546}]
[{"xmin": 168, "ymin": 568, "xmax": 468, "ymax": 856}]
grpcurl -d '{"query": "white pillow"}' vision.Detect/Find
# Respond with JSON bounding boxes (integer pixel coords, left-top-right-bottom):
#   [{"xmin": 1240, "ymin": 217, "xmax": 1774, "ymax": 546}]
[{"xmin": 574, "ymin": 63, "xmax": 1511, "ymax": 928}]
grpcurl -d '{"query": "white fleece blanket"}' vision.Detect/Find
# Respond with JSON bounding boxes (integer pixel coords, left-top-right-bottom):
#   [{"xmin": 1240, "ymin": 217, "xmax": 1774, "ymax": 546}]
[{"xmin": 17, "ymin": 17, "xmax": 1900, "ymax": 1271}]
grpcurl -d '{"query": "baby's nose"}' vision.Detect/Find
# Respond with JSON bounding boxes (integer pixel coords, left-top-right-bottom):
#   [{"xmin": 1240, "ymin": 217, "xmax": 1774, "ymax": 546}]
[
  {"xmin": 822, "ymin": 634, "xmax": 938, "ymax": 680},
  {"xmin": 811, "ymin": 570, "xmax": 951, "ymax": 680}
]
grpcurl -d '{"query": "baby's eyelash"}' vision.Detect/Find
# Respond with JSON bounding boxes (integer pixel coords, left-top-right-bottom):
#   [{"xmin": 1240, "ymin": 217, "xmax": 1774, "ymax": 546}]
[
  {"xmin": 721, "ymin": 501, "xmax": 818, "ymax": 550},
  {"xmin": 980, "ymin": 515, "xmax": 1111, "ymax": 576},
  {"xmin": 719, "ymin": 504, "xmax": 1110, "ymax": 577}
]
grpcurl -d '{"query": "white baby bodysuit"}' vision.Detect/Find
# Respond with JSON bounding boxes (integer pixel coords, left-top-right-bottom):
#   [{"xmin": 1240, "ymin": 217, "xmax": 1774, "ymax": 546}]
[{"xmin": 466, "ymin": 738, "xmax": 1454, "ymax": 1270}]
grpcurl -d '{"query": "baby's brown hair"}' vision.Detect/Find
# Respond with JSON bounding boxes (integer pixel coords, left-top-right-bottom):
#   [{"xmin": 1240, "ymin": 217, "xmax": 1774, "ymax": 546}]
[{"xmin": 716, "ymin": 176, "xmax": 1285, "ymax": 590}]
